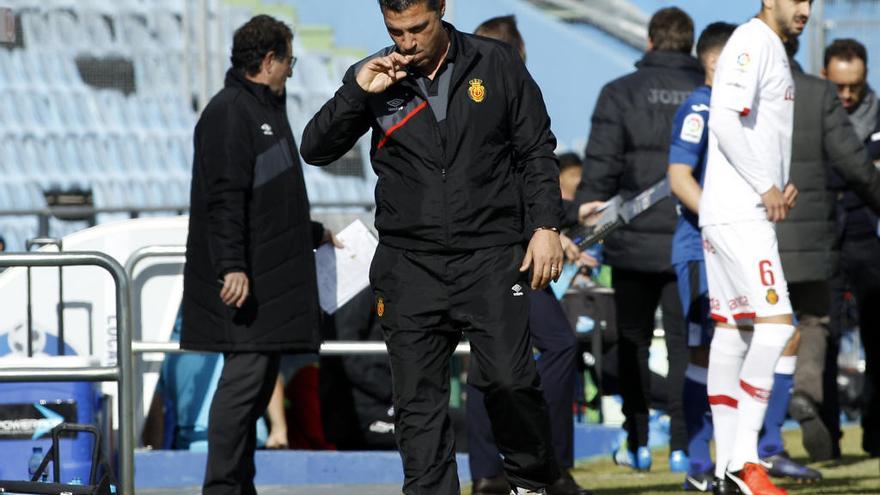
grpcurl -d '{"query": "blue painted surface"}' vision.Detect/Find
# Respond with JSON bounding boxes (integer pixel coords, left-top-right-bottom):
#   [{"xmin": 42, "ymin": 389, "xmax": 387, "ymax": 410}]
[{"xmin": 134, "ymin": 424, "xmax": 624, "ymax": 488}]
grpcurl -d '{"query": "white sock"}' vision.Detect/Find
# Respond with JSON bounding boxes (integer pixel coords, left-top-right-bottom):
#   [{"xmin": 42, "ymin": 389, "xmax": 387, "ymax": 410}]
[
  {"xmin": 775, "ymin": 355, "xmax": 797, "ymax": 375},
  {"xmin": 686, "ymin": 363, "xmax": 709, "ymax": 385},
  {"xmin": 707, "ymin": 327, "xmax": 751, "ymax": 478},
  {"xmin": 729, "ymin": 323, "xmax": 795, "ymax": 472}
]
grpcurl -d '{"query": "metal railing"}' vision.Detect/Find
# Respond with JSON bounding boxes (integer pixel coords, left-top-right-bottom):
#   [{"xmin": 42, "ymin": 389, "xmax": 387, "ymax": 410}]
[
  {"xmin": 0, "ymin": 252, "xmax": 135, "ymax": 495},
  {"xmin": 132, "ymin": 340, "xmax": 473, "ymax": 356}
]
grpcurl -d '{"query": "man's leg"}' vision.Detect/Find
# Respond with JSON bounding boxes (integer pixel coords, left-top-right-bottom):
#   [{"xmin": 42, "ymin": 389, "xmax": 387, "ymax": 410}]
[
  {"xmin": 455, "ymin": 245, "xmax": 560, "ymax": 491},
  {"xmin": 370, "ymin": 244, "xmax": 461, "ymax": 494},
  {"xmin": 612, "ymin": 268, "xmax": 662, "ymax": 463},
  {"xmin": 676, "ymin": 260, "xmax": 714, "ymax": 485},
  {"xmin": 844, "ymin": 237, "xmax": 880, "ymax": 456},
  {"xmin": 529, "ymin": 287, "xmax": 578, "ymax": 472},
  {"xmin": 465, "ymin": 384, "xmax": 506, "ymax": 491},
  {"xmin": 660, "ymin": 274, "xmax": 689, "ymax": 459},
  {"xmin": 204, "ymin": 352, "xmax": 280, "ymax": 495},
  {"xmin": 385, "ymin": 328, "xmax": 461, "ymax": 495}
]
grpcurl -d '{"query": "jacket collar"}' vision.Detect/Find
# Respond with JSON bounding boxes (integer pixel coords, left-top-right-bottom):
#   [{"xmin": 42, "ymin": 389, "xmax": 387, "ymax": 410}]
[
  {"xmin": 225, "ymin": 68, "xmax": 286, "ymax": 108},
  {"xmin": 635, "ymin": 50, "xmax": 702, "ymax": 74}
]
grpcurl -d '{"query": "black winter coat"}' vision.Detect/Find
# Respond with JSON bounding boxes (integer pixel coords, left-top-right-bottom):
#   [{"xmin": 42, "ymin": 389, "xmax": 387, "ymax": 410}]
[
  {"xmin": 300, "ymin": 24, "xmax": 561, "ymax": 252},
  {"xmin": 574, "ymin": 51, "xmax": 703, "ymax": 273},
  {"xmin": 181, "ymin": 69, "xmax": 324, "ymax": 353},
  {"xmin": 778, "ymin": 70, "xmax": 880, "ymax": 283}
]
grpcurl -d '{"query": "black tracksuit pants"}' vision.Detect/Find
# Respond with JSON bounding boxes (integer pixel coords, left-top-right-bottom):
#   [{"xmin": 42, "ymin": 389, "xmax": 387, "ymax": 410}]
[
  {"xmin": 467, "ymin": 286, "xmax": 578, "ymax": 480},
  {"xmin": 371, "ymin": 243, "xmax": 560, "ymax": 495},
  {"xmin": 612, "ymin": 268, "xmax": 688, "ymax": 453},
  {"xmin": 825, "ymin": 236, "xmax": 880, "ymax": 453},
  {"xmin": 203, "ymin": 352, "xmax": 281, "ymax": 495}
]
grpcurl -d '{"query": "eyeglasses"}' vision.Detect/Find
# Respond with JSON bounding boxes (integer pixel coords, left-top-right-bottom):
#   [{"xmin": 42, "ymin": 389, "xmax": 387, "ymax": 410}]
[{"xmin": 287, "ymin": 55, "xmax": 297, "ymax": 69}]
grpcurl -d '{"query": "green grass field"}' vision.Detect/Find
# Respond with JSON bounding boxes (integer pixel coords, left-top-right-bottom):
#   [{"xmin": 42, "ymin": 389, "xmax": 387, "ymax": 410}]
[{"xmin": 562, "ymin": 426, "xmax": 879, "ymax": 494}]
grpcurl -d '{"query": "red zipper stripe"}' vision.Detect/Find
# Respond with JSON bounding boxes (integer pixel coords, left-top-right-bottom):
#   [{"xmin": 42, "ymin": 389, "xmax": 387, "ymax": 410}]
[{"xmin": 377, "ymin": 101, "xmax": 428, "ymax": 151}]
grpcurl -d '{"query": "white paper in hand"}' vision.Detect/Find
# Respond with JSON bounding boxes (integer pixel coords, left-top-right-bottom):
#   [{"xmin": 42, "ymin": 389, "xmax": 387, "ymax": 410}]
[{"xmin": 314, "ymin": 219, "xmax": 378, "ymax": 314}]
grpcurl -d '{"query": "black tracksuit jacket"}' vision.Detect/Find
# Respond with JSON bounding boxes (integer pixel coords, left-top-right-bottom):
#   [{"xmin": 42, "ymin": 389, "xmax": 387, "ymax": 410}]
[{"xmin": 300, "ymin": 24, "xmax": 562, "ymax": 252}]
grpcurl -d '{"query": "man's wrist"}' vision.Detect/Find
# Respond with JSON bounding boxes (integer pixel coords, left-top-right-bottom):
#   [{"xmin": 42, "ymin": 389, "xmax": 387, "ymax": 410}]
[{"xmin": 533, "ymin": 226, "xmax": 560, "ymax": 234}]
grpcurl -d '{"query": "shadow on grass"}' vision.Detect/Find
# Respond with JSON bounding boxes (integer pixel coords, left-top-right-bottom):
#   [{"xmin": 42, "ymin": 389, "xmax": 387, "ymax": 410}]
[{"xmin": 778, "ymin": 475, "xmax": 880, "ymax": 494}]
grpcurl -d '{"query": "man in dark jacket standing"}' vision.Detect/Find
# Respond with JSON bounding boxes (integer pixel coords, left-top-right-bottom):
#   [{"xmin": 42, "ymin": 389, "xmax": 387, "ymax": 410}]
[
  {"xmin": 301, "ymin": 1, "xmax": 564, "ymax": 494},
  {"xmin": 181, "ymin": 15, "xmax": 333, "ymax": 495},
  {"xmin": 573, "ymin": 7, "xmax": 701, "ymax": 470},
  {"xmin": 801, "ymin": 38, "xmax": 880, "ymax": 459},
  {"xmin": 771, "ymin": 40, "xmax": 880, "ymax": 467}
]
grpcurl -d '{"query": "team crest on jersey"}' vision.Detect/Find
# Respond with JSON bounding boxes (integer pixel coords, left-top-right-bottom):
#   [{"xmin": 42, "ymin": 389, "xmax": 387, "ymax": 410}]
[
  {"xmin": 468, "ymin": 79, "xmax": 486, "ymax": 103},
  {"xmin": 766, "ymin": 288, "xmax": 779, "ymax": 305},
  {"xmin": 377, "ymin": 297, "xmax": 385, "ymax": 317},
  {"xmin": 681, "ymin": 113, "xmax": 704, "ymax": 144},
  {"xmin": 737, "ymin": 53, "xmax": 751, "ymax": 67}
]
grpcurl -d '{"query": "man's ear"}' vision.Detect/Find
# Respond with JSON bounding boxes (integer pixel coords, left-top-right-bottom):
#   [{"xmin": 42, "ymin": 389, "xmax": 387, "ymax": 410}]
[
  {"xmin": 819, "ymin": 68, "xmax": 827, "ymax": 80},
  {"xmin": 439, "ymin": 0, "xmax": 446, "ymax": 18},
  {"xmin": 647, "ymin": 37, "xmax": 654, "ymax": 52},
  {"xmin": 262, "ymin": 50, "xmax": 276, "ymax": 74}
]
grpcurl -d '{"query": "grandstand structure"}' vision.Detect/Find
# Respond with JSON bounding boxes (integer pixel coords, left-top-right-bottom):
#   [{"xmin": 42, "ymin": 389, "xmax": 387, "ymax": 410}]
[{"xmin": 0, "ymin": 0, "xmax": 374, "ymax": 252}]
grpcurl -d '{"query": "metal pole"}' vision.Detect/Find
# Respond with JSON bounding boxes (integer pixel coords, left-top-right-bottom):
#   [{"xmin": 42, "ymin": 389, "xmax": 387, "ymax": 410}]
[
  {"xmin": 811, "ymin": 0, "xmax": 826, "ymax": 74},
  {"xmin": 198, "ymin": 0, "xmax": 210, "ymax": 112},
  {"xmin": 0, "ymin": 252, "xmax": 135, "ymax": 495},
  {"xmin": 132, "ymin": 340, "xmax": 474, "ymax": 356}
]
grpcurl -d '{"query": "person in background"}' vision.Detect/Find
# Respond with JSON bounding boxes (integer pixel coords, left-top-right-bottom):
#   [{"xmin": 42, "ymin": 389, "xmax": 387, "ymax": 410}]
[
  {"xmin": 466, "ymin": 15, "xmax": 593, "ymax": 495},
  {"xmin": 574, "ymin": 6, "xmax": 700, "ymax": 472},
  {"xmin": 558, "ymin": 153, "xmax": 583, "ymax": 202},
  {"xmin": 179, "ymin": 15, "xmax": 336, "ymax": 495},
  {"xmin": 805, "ymin": 37, "xmax": 880, "ymax": 460}
]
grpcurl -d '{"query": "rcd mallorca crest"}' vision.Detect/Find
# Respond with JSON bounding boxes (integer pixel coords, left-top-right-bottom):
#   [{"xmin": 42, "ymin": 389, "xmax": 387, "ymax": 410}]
[{"xmin": 468, "ymin": 79, "xmax": 486, "ymax": 103}]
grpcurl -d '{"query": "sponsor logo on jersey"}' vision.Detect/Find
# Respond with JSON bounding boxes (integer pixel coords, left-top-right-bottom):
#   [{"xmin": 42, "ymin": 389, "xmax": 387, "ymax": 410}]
[
  {"xmin": 680, "ymin": 113, "xmax": 705, "ymax": 144},
  {"xmin": 377, "ymin": 297, "xmax": 385, "ymax": 317},
  {"xmin": 386, "ymin": 98, "xmax": 405, "ymax": 111},
  {"xmin": 691, "ymin": 103, "xmax": 710, "ymax": 113},
  {"xmin": 647, "ymin": 88, "xmax": 690, "ymax": 105},
  {"xmin": 728, "ymin": 295, "xmax": 749, "ymax": 311},
  {"xmin": 766, "ymin": 288, "xmax": 779, "ymax": 305},
  {"xmin": 511, "ymin": 284, "xmax": 524, "ymax": 297},
  {"xmin": 468, "ymin": 79, "xmax": 486, "ymax": 103}
]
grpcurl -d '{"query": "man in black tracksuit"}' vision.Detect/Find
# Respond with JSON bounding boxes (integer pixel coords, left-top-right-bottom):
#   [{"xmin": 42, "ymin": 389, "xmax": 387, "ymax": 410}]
[
  {"xmin": 572, "ymin": 7, "xmax": 701, "ymax": 467},
  {"xmin": 181, "ymin": 16, "xmax": 332, "ymax": 495},
  {"xmin": 300, "ymin": 1, "xmax": 564, "ymax": 493}
]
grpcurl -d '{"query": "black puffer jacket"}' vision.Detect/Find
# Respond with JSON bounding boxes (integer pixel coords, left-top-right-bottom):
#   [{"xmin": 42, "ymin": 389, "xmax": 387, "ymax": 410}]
[
  {"xmin": 574, "ymin": 51, "xmax": 703, "ymax": 273},
  {"xmin": 778, "ymin": 70, "xmax": 880, "ymax": 283},
  {"xmin": 181, "ymin": 69, "xmax": 323, "ymax": 353}
]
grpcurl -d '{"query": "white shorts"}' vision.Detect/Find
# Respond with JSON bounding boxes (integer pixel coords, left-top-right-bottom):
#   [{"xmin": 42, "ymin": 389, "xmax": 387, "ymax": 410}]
[{"xmin": 702, "ymin": 221, "xmax": 792, "ymax": 325}]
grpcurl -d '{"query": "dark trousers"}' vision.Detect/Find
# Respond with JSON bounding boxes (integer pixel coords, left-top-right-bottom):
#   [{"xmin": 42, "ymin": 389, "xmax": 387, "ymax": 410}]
[
  {"xmin": 467, "ymin": 287, "xmax": 578, "ymax": 480},
  {"xmin": 371, "ymin": 244, "xmax": 560, "ymax": 495},
  {"xmin": 612, "ymin": 268, "xmax": 688, "ymax": 452},
  {"xmin": 203, "ymin": 352, "xmax": 281, "ymax": 495},
  {"xmin": 825, "ymin": 236, "xmax": 880, "ymax": 451},
  {"xmin": 791, "ymin": 282, "xmax": 832, "ymax": 404}
]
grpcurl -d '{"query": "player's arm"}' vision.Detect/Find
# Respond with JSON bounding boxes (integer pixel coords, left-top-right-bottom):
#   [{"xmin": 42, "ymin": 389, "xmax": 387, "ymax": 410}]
[
  {"xmin": 300, "ymin": 61, "xmax": 385, "ymax": 165},
  {"xmin": 668, "ymin": 106, "xmax": 708, "ymax": 215},
  {"xmin": 668, "ymin": 165, "xmax": 701, "ymax": 214}
]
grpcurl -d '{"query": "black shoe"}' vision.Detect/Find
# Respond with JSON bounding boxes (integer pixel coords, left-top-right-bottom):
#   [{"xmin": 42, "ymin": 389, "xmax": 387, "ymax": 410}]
[
  {"xmin": 789, "ymin": 391, "xmax": 834, "ymax": 462},
  {"xmin": 473, "ymin": 475, "xmax": 511, "ymax": 495},
  {"xmin": 761, "ymin": 452, "xmax": 822, "ymax": 482},
  {"xmin": 683, "ymin": 471, "xmax": 714, "ymax": 492},
  {"xmin": 711, "ymin": 476, "xmax": 741, "ymax": 495},
  {"xmin": 546, "ymin": 471, "xmax": 593, "ymax": 495}
]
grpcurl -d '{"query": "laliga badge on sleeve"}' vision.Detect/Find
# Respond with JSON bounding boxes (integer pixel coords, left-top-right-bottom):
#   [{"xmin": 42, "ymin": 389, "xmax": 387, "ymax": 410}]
[{"xmin": 468, "ymin": 79, "xmax": 486, "ymax": 103}]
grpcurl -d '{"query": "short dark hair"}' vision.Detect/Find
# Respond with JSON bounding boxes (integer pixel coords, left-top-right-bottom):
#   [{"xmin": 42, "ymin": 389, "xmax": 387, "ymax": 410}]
[
  {"xmin": 231, "ymin": 15, "xmax": 293, "ymax": 76},
  {"xmin": 378, "ymin": 0, "xmax": 440, "ymax": 13},
  {"xmin": 648, "ymin": 7, "xmax": 694, "ymax": 54},
  {"xmin": 557, "ymin": 152, "xmax": 582, "ymax": 172},
  {"xmin": 824, "ymin": 38, "xmax": 868, "ymax": 68},
  {"xmin": 474, "ymin": 15, "xmax": 525, "ymax": 56},
  {"xmin": 696, "ymin": 22, "xmax": 736, "ymax": 65}
]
